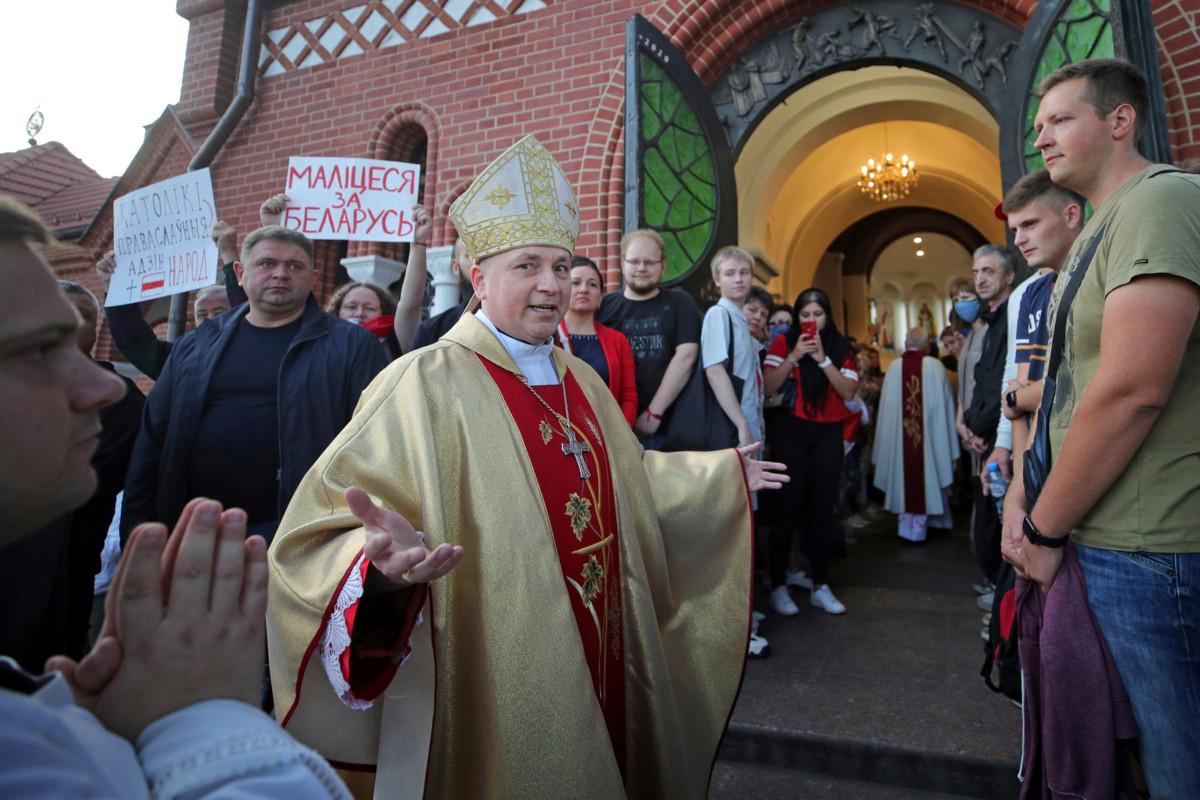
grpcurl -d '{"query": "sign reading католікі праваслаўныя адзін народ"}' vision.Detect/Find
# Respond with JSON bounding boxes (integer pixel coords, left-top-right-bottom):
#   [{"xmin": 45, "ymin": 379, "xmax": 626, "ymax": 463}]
[
  {"xmin": 107, "ymin": 168, "xmax": 219, "ymax": 307},
  {"xmin": 281, "ymin": 157, "xmax": 421, "ymax": 243}
]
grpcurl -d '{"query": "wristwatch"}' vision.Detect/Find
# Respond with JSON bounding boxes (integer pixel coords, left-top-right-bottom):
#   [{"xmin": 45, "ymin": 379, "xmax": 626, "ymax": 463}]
[
  {"xmin": 1005, "ymin": 390, "xmax": 1018, "ymax": 410},
  {"xmin": 1023, "ymin": 514, "xmax": 1066, "ymax": 549},
  {"xmin": 817, "ymin": 356, "xmax": 833, "ymax": 369}
]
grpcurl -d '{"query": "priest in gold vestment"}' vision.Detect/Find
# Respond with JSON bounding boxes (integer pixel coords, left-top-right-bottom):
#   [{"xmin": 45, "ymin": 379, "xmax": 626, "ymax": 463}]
[{"xmin": 267, "ymin": 135, "xmax": 786, "ymax": 799}]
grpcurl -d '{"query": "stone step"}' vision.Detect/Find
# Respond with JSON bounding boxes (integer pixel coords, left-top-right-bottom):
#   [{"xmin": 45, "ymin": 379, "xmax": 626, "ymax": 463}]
[
  {"xmin": 718, "ymin": 722, "xmax": 1020, "ymax": 800},
  {"xmin": 710, "ymin": 759, "xmax": 986, "ymax": 800}
]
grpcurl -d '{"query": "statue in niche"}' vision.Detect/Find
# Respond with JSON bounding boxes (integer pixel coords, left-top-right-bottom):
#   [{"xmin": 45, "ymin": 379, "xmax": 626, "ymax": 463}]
[
  {"xmin": 959, "ymin": 21, "xmax": 989, "ymax": 87},
  {"xmin": 872, "ymin": 308, "xmax": 894, "ymax": 349},
  {"xmin": 725, "ymin": 47, "xmax": 786, "ymax": 117},
  {"xmin": 985, "ymin": 41, "xmax": 1016, "ymax": 86},
  {"xmin": 791, "ymin": 18, "xmax": 816, "ymax": 72},
  {"xmin": 918, "ymin": 303, "xmax": 936, "ymax": 336},
  {"xmin": 903, "ymin": 3, "xmax": 950, "ymax": 63},
  {"xmin": 815, "ymin": 29, "xmax": 860, "ymax": 64},
  {"xmin": 849, "ymin": 8, "xmax": 904, "ymax": 55}
]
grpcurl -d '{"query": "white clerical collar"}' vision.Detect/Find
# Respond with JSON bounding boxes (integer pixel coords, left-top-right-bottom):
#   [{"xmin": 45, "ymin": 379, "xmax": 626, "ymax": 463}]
[{"xmin": 476, "ymin": 310, "xmax": 560, "ymax": 386}]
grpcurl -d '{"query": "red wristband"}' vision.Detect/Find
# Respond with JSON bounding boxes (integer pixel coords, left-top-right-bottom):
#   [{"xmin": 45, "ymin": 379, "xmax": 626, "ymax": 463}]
[
  {"xmin": 645, "ymin": 409, "xmax": 662, "ymax": 421},
  {"xmin": 414, "ymin": 241, "xmax": 430, "ymax": 247}
]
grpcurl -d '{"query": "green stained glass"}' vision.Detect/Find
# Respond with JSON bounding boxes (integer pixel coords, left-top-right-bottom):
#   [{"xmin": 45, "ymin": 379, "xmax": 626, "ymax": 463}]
[
  {"xmin": 1022, "ymin": 0, "xmax": 1115, "ymax": 172},
  {"xmin": 638, "ymin": 53, "xmax": 718, "ymax": 283}
]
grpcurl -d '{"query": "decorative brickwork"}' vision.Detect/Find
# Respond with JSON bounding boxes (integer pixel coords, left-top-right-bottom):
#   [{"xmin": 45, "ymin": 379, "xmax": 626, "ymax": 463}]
[
  {"xmin": 258, "ymin": 0, "xmax": 552, "ymax": 77},
  {"xmin": 62, "ymin": 0, "xmax": 1200, "ymax": 338},
  {"xmin": 1153, "ymin": 0, "xmax": 1200, "ymax": 163}
]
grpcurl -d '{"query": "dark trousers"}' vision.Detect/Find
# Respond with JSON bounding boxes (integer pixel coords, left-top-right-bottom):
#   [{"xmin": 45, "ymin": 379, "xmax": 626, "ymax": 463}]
[
  {"xmin": 768, "ymin": 414, "xmax": 843, "ymax": 587},
  {"xmin": 971, "ymin": 473, "xmax": 1003, "ymax": 583}
]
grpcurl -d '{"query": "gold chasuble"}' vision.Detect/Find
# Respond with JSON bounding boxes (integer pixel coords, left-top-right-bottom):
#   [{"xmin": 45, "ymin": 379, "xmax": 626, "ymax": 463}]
[{"xmin": 267, "ymin": 313, "xmax": 752, "ymax": 799}]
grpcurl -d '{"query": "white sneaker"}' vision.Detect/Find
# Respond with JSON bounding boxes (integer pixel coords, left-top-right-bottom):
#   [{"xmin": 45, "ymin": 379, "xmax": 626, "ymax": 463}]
[
  {"xmin": 770, "ymin": 586, "xmax": 800, "ymax": 616},
  {"xmin": 844, "ymin": 513, "xmax": 869, "ymax": 529},
  {"xmin": 752, "ymin": 610, "xmax": 766, "ymax": 624},
  {"xmin": 785, "ymin": 569, "xmax": 813, "ymax": 590},
  {"xmin": 748, "ymin": 632, "xmax": 770, "ymax": 658},
  {"xmin": 977, "ymin": 592, "xmax": 994, "ymax": 611},
  {"xmin": 811, "ymin": 584, "xmax": 846, "ymax": 615}
]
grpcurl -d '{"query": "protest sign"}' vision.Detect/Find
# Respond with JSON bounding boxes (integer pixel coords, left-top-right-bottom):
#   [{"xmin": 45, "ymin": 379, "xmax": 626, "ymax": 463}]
[
  {"xmin": 281, "ymin": 157, "xmax": 421, "ymax": 242},
  {"xmin": 107, "ymin": 168, "xmax": 219, "ymax": 307}
]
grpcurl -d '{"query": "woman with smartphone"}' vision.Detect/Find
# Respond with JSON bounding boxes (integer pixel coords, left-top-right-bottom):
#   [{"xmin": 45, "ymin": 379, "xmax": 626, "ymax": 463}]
[{"xmin": 762, "ymin": 288, "xmax": 860, "ymax": 616}]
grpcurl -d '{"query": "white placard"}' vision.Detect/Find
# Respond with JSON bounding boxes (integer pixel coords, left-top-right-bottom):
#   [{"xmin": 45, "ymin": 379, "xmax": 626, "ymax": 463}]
[
  {"xmin": 107, "ymin": 169, "xmax": 219, "ymax": 307},
  {"xmin": 281, "ymin": 157, "xmax": 421, "ymax": 242}
]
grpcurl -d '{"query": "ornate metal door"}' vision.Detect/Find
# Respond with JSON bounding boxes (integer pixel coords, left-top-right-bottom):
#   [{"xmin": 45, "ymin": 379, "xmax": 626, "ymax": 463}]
[
  {"xmin": 999, "ymin": 0, "xmax": 1172, "ymax": 188},
  {"xmin": 624, "ymin": 15, "xmax": 738, "ymax": 299}
]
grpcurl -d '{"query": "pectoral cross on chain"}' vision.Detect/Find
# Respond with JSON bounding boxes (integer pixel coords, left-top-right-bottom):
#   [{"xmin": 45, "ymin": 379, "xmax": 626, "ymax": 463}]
[{"xmin": 561, "ymin": 426, "xmax": 592, "ymax": 480}]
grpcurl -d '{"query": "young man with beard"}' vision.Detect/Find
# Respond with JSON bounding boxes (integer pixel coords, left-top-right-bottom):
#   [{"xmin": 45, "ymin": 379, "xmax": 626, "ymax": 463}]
[
  {"xmin": 597, "ymin": 229, "xmax": 702, "ymax": 449},
  {"xmin": 1003, "ymin": 59, "xmax": 1200, "ymax": 797}
]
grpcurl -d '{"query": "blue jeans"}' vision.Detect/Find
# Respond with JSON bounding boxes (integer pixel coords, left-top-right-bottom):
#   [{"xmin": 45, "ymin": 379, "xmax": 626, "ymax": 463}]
[{"xmin": 1075, "ymin": 544, "xmax": 1200, "ymax": 798}]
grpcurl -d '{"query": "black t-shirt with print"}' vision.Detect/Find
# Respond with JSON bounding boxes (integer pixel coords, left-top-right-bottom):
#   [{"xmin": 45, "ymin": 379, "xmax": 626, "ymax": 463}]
[{"xmin": 597, "ymin": 288, "xmax": 701, "ymax": 413}]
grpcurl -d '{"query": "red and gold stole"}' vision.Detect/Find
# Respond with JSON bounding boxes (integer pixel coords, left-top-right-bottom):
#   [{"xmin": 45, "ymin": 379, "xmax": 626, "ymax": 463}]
[
  {"xmin": 901, "ymin": 351, "xmax": 926, "ymax": 514},
  {"xmin": 478, "ymin": 357, "xmax": 627, "ymax": 771}
]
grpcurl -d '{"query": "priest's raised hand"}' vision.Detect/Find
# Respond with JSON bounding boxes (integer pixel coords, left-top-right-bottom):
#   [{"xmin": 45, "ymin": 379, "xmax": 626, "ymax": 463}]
[
  {"xmin": 738, "ymin": 442, "xmax": 789, "ymax": 492},
  {"xmin": 348, "ymin": 487, "xmax": 465, "ymax": 590}
]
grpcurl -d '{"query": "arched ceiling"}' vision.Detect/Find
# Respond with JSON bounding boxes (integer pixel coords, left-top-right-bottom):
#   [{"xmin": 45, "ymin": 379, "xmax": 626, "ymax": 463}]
[
  {"xmin": 735, "ymin": 66, "xmax": 1005, "ymax": 297},
  {"xmin": 870, "ymin": 232, "xmax": 973, "ymax": 298}
]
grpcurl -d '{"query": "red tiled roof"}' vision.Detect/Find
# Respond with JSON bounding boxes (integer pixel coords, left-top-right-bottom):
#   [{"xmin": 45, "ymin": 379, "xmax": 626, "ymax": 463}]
[
  {"xmin": 36, "ymin": 178, "xmax": 119, "ymax": 231},
  {"xmin": 0, "ymin": 141, "xmax": 116, "ymax": 236}
]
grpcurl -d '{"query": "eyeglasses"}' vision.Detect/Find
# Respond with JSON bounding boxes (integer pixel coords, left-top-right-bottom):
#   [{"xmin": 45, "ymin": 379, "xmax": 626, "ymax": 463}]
[{"xmin": 623, "ymin": 258, "xmax": 662, "ymax": 268}]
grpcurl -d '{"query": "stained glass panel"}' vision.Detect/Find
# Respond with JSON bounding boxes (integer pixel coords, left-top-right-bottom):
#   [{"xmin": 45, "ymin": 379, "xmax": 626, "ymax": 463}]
[{"xmin": 638, "ymin": 53, "xmax": 718, "ymax": 282}]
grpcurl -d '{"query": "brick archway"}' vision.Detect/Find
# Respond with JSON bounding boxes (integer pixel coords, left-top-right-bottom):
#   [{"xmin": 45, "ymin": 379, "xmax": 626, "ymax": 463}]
[
  {"xmin": 348, "ymin": 102, "xmax": 442, "ymax": 260},
  {"xmin": 575, "ymin": 0, "xmax": 1033, "ymax": 285}
]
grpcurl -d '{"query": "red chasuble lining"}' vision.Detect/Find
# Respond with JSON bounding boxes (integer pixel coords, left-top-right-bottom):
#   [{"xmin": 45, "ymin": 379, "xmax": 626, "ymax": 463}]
[
  {"xmin": 478, "ymin": 357, "xmax": 627, "ymax": 773},
  {"xmin": 900, "ymin": 351, "xmax": 927, "ymax": 515}
]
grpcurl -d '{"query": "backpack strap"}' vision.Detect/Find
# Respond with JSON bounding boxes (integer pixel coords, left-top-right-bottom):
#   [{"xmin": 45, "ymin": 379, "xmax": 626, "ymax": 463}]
[{"xmin": 1038, "ymin": 224, "xmax": 1107, "ymax": 416}]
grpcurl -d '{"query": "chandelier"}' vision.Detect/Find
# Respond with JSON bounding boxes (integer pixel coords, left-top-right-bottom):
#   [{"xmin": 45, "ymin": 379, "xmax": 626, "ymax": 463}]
[{"xmin": 858, "ymin": 127, "xmax": 918, "ymax": 203}]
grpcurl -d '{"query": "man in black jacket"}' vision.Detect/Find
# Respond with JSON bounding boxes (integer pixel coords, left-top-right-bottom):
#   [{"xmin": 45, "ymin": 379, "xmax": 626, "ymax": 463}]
[
  {"xmin": 963, "ymin": 244, "xmax": 1015, "ymax": 587},
  {"xmin": 121, "ymin": 226, "xmax": 388, "ymax": 543}
]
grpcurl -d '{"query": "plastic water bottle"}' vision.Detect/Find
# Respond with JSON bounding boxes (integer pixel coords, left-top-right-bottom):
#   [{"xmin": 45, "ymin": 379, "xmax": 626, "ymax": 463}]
[{"xmin": 986, "ymin": 462, "xmax": 1008, "ymax": 519}]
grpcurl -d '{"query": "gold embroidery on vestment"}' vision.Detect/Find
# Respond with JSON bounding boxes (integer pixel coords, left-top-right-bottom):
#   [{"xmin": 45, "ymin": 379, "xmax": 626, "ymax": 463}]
[
  {"xmin": 903, "ymin": 375, "xmax": 923, "ymax": 447},
  {"xmin": 565, "ymin": 493, "xmax": 592, "ymax": 541},
  {"xmin": 580, "ymin": 555, "xmax": 604, "ymax": 605}
]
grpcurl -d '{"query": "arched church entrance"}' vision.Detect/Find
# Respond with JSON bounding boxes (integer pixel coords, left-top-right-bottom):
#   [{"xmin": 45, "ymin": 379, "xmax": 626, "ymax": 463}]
[
  {"xmin": 730, "ymin": 64, "xmax": 1004, "ymax": 343},
  {"xmin": 618, "ymin": 0, "xmax": 1168, "ymax": 298}
]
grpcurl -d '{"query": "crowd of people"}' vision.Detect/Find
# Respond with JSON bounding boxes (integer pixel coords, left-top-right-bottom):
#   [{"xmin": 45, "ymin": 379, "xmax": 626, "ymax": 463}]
[{"xmin": 0, "ymin": 57, "xmax": 1196, "ymax": 799}]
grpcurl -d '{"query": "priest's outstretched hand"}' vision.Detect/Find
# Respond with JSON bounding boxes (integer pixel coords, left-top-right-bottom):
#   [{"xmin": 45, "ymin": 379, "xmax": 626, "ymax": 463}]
[
  {"xmin": 738, "ymin": 443, "xmax": 789, "ymax": 492},
  {"xmin": 348, "ymin": 487, "xmax": 465, "ymax": 591}
]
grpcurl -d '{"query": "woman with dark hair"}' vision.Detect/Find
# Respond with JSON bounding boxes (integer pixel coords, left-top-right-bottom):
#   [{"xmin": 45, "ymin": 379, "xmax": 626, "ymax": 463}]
[
  {"xmin": 325, "ymin": 281, "xmax": 401, "ymax": 358},
  {"xmin": 762, "ymin": 288, "xmax": 859, "ymax": 615},
  {"xmin": 557, "ymin": 256, "xmax": 638, "ymax": 424}
]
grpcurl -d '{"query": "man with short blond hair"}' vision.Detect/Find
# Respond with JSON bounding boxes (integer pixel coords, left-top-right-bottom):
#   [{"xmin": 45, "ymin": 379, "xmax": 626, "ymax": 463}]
[
  {"xmin": 1004, "ymin": 58, "xmax": 1200, "ymax": 796},
  {"xmin": 597, "ymin": 228, "xmax": 702, "ymax": 448},
  {"xmin": 702, "ymin": 245, "xmax": 763, "ymax": 449}
]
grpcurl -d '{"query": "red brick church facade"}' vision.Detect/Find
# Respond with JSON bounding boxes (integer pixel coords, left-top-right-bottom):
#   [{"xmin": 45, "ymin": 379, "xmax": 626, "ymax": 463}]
[{"xmin": 16, "ymin": 0, "xmax": 1200, "ymax": 363}]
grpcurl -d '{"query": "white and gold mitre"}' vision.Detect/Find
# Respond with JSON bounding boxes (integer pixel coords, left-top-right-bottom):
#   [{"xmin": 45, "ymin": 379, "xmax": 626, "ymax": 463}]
[{"xmin": 449, "ymin": 134, "xmax": 579, "ymax": 262}]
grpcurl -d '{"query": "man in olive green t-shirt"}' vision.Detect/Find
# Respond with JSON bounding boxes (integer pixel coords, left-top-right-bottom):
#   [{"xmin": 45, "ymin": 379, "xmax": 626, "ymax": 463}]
[{"xmin": 1001, "ymin": 59, "xmax": 1200, "ymax": 798}]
